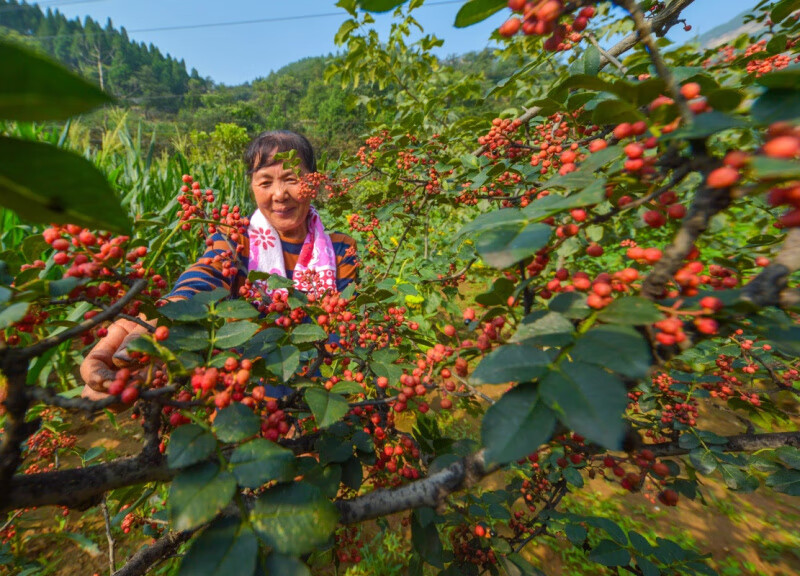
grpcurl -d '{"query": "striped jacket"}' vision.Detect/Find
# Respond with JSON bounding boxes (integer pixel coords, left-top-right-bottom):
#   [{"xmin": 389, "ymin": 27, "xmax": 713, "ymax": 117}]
[{"xmin": 167, "ymin": 230, "xmax": 358, "ymax": 300}]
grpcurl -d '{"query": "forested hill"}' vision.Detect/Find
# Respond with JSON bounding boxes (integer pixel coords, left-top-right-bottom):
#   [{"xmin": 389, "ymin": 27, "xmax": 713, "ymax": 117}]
[
  {"xmin": 0, "ymin": 0, "xmax": 518, "ymax": 156},
  {"xmin": 0, "ymin": 0, "xmax": 210, "ymax": 113}
]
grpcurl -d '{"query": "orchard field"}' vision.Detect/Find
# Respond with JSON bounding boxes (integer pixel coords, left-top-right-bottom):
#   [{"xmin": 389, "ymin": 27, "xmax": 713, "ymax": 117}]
[{"xmin": 2, "ymin": 1, "xmax": 800, "ymax": 575}]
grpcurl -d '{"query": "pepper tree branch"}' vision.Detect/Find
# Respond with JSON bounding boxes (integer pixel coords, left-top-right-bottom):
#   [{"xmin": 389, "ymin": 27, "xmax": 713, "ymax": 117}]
[
  {"xmin": 16, "ymin": 278, "xmax": 149, "ymax": 361},
  {"xmin": 617, "ymin": 0, "xmax": 693, "ymax": 126},
  {"xmin": 648, "ymin": 430, "xmax": 800, "ymax": 457},
  {"xmin": 742, "ymin": 228, "xmax": 800, "ymax": 307},
  {"xmin": 641, "ymin": 175, "xmax": 731, "ymax": 299},
  {"xmin": 111, "ymin": 529, "xmax": 197, "ymax": 576}
]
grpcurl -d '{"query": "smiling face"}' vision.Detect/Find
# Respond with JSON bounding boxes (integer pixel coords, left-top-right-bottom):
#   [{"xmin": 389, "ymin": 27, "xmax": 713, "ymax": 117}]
[{"xmin": 250, "ymin": 160, "xmax": 312, "ymax": 243}]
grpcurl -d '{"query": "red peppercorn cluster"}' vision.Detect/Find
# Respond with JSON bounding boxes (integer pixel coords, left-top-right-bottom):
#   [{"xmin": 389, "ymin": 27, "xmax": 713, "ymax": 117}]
[
  {"xmin": 500, "ymin": 1, "xmax": 596, "ymax": 53},
  {"xmin": 449, "ymin": 523, "xmax": 497, "ymax": 568}
]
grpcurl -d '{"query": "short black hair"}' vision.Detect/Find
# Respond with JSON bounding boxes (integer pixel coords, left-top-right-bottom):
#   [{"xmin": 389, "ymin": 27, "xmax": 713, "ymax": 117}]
[{"xmin": 244, "ymin": 130, "xmax": 316, "ymax": 175}]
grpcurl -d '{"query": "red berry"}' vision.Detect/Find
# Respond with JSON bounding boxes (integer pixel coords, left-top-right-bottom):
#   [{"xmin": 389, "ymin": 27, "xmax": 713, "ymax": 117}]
[
  {"xmin": 498, "ymin": 17, "xmax": 521, "ymax": 37},
  {"xmin": 680, "ymin": 82, "xmax": 701, "ymax": 100},
  {"xmin": 706, "ymin": 166, "xmax": 739, "ymax": 188},
  {"xmin": 121, "ymin": 386, "xmax": 139, "ymax": 404},
  {"xmin": 154, "ymin": 326, "xmax": 169, "ymax": 341}
]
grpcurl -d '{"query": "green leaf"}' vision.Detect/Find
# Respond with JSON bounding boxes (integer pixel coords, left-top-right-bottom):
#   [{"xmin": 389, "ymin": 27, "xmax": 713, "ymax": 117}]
[
  {"xmin": 589, "ymin": 539, "xmax": 631, "ymax": 567},
  {"xmin": 454, "ymin": 0, "xmax": 506, "ymax": 27},
  {"xmin": 335, "ymin": 19, "xmax": 360, "ymax": 44},
  {"xmin": 776, "ymin": 446, "xmax": 800, "ymax": 470},
  {"xmin": 215, "ymin": 300, "xmax": 259, "ymax": 319},
  {"xmin": 164, "ymin": 325, "xmax": 209, "ymax": 352},
  {"xmin": 250, "ymin": 482, "xmax": 339, "ymax": 556},
  {"xmin": 752, "ymin": 89, "xmax": 800, "ymax": 124},
  {"xmin": 230, "ymin": 438, "xmax": 296, "ymax": 488},
  {"xmin": 749, "ymin": 156, "xmax": 800, "ymax": 180},
  {"xmin": 411, "ymin": 509, "xmax": 444, "ymax": 567},
  {"xmin": 169, "ymin": 462, "xmax": 237, "ymax": 531},
  {"xmin": 241, "ymin": 327, "xmax": 283, "ymax": 358},
  {"xmin": 689, "ymin": 449, "xmax": 717, "ymax": 475},
  {"xmin": 540, "ymin": 361, "xmax": 626, "ymax": 449},
  {"xmin": 510, "ymin": 311, "xmax": 575, "ymax": 347},
  {"xmin": 771, "ymin": 0, "xmax": 800, "ymax": 22},
  {"xmin": 766, "ymin": 468, "xmax": 800, "ymax": 495},
  {"xmin": 291, "ymin": 324, "xmax": 328, "ymax": 344},
  {"xmin": 571, "ymin": 325, "xmax": 652, "ymax": 379},
  {"xmin": 160, "ymin": 299, "xmax": 210, "ymax": 322},
  {"xmin": 563, "ymin": 466, "xmax": 584, "ymax": 487},
  {"xmin": 167, "ymin": 424, "xmax": 216, "ymax": 469},
  {"xmin": 0, "ymin": 41, "xmax": 111, "ymax": 121},
  {"xmin": 471, "ymin": 344, "xmax": 551, "ymax": 385},
  {"xmin": 661, "ymin": 111, "xmax": 746, "ymax": 141},
  {"xmin": 305, "ymin": 388, "xmax": 349, "ymax": 429},
  {"xmin": 213, "ymin": 403, "xmax": 260, "ymax": 444},
  {"xmin": 499, "ymin": 553, "xmax": 546, "ymax": 576},
  {"xmin": 177, "ymin": 516, "xmax": 257, "ymax": 576},
  {"xmin": 597, "ymin": 297, "xmax": 663, "ymax": 325},
  {"xmin": 474, "ymin": 219, "xmax": 552, "ymax": 269},
  {"xmin": 591, "ymin": 99, "xmax": 644, "ymax": 125},
  {"xmin": 215, "ymin": 321, "xmax": 260, "ymax": 349},
  {"xmin": 583, "ymin": 45, "xmax": 601, "ymax": 76},
  {"xmin": 0, "ymin": 136, "xmax": 129, "ymax": 234},
  {"xmin": 705, "ymin": 88, "xmax": 743, "ymax": 112},
  {"xmin": 264, "ymin": 553, "xmax": 311, "ymax": 576},
  {"xmin": 756, "ymin": 64, "xmax": 800, "ymax": 89},
  {"xmin": 356, "ymin": 0, "xmax": 407, "ymax": 11},
  {"xmin": 482, "ymin": 384, "xmax": 556, "ymax": 465},
  {"xmin": 0, "ymin": 301, "xmax": 29, "ymax": 330},
  {"xmin": 266, "ymin": 345, "xmax": 300, "ymax": 383},
  {"xmin": 549, "ymin": 292, "xmax": 591, "ymax": 319},
  {"xmin": 636, "ymin": 557, "xmax": 661, "ymax": 576}
]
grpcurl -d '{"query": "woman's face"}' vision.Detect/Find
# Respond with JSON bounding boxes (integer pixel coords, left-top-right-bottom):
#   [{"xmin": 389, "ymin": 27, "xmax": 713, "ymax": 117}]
[{"xmin": 250, "ymin": 161, "xmax": 311, "ymax": 242}]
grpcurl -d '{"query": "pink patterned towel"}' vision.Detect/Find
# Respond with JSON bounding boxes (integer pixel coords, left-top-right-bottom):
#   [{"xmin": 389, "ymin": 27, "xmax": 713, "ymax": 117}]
[{"xmin": 247, "ymin": 206, "xmax": 337, "ymax": 296}]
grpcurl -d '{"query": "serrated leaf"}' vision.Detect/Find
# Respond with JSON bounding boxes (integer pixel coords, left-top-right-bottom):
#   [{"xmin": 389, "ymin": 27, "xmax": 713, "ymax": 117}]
[
  {"xmin": 266, "ymin": 345, "xmax": 300, "ymax": 382},
  {"xmin": 177, "ymin": 516, "xmax": 257, "ymax": 576},
  {"xmin": 215, "ymin": 300, "xmax": 259, "ymax": 319},
  {"xmin": 589, "ymin": 539, "xmax": 631, "ymax": 567},
  {"xmin": 771, "ymin": 0, "xmax": 800, "ymax": 22},
  {"xmin": 411, "ymin": 509, "xmax": 443, "ymax": 567},
  {"xmin": 215, "ymin": 321, "xmax": 260, "ymax": 349},
  {"xmin": 230, "ymin": 438, "xmax": 296, "ymax": 488},
  {"xmin": 291, "ymin": 323, "xmax": 328, "ymax": 344},
  {"xmin": 0, "ymin": 137, "xmax": 129, "ymax": 234},
  {"xmin": 251, "ymin": 482, "xmax": 339, "ymax": 556},
  {"xmin": 510, "ymin": 310, "xmax": 575, "ymax": 347},
  {"xmin": 213, "ymin": 403, "xmax": 260, "ymax": 443},
  {"xmin": 571, "ymin": 325, "xmax": 652, "ymax": 379},
  {"xmin": 264, "ymin": 553, "xmax": 311, "ymax": 576},
  {"xmin": 169, "ymin": 462, "xmax": 237, "ymax": 531},
  {"xmin": 167, "ymin": 424, "xmax": 216, "ymax": 469},
  {"xmin": 597, "ymin": 297, "xmax": 663, "ymax": 325},
  {"xmin": 335, "ymin": 19, "xmax": 360, "ymax": 44},
  {"xmin": 540, "ymin": 361, "xmax": 626, "ymax": 449},
  {"xmin": 766, "ymin": 467, "xmax": 800, "ymax": 495},
  {"xmin": 481, "ymin": 384, "xmax": 556, "ymax": 465},
  {"xmin": 305, "ymin": 388, "xmax": 349, "ymax": 429},
  {"xmin": 689, "ymin": 449, "xmax": 717, "ymax": 475},
  {"xmin": 160, "ymin": 299, "xmax": 209, "ymax": 322},
  {"xmin": 471, "ymin": 344, "xmax": 551, "ymax": 385}
]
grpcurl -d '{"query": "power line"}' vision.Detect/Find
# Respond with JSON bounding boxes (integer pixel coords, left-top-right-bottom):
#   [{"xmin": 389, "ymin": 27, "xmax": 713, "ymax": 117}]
[
  {"xmin": 0, "ymin": 0, "xmax": 109, "ymax": 15},
  {"xmin": 1, "ymin": 0, "xmax": 466, "ymax": 39}
]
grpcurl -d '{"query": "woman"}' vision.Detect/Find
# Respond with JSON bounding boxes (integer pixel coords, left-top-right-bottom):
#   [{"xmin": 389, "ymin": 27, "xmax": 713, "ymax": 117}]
[{"xmin": 81, "ymin": 130, "xmax": 358, "ymax": 400}]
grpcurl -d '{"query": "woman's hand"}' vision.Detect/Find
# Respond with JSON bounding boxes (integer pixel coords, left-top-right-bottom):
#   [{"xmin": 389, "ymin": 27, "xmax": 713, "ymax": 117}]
[{"xmin": 79, "ymin": 318, "xmax": 151, "ymax": 403}]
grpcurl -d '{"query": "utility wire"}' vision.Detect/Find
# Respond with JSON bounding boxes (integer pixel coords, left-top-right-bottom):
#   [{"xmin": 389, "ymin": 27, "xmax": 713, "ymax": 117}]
[{"xmin": 1, "ymin": 0, "xmax": 467, "ymax": 38}]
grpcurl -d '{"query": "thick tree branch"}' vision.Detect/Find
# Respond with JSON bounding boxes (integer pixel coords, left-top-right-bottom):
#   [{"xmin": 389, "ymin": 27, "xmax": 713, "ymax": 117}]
[
  {"xmin": 742, "ymin": 228, "xmax": 800, "ymax": 307},
  {"xmin": 112, "ymin": 529, "xmax": 196, "ymax": 576},
  {"xmin": 648, "ymin": 430, "xmax": 800, "ymax": 457},
  {"xmin": 335, "ymin": 450, "xmax": 494, "ymax": 524},
  {"xmin": 641, "ymin": 178, "xmax": 731, "ymax": 299}
]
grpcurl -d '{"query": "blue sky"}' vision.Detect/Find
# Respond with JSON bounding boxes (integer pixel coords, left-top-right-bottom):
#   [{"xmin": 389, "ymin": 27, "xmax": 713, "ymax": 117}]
[{"xmin": 42, "ymin": 0, "xmax": 760, "ymax": 85}]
